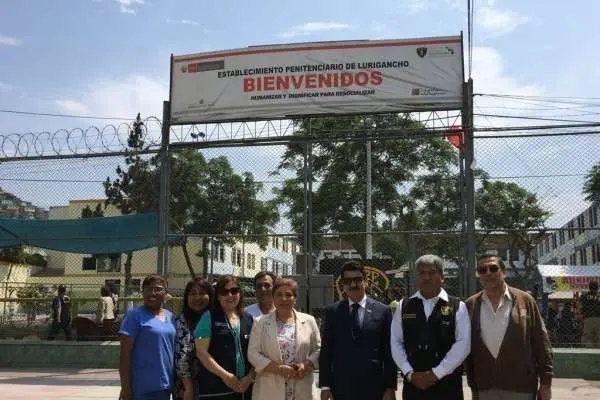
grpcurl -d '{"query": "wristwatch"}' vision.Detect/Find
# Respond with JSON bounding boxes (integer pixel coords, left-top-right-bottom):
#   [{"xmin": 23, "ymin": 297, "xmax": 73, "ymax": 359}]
[{"xmin": 406, "ymin": 371, "xmax": 414, "ymax": 382}]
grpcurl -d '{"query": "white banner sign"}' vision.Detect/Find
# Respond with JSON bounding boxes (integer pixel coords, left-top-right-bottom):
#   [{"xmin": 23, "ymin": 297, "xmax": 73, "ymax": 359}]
[{"xmin": 170, "ymin": 36, "xmax": 464, "ymax": 124}]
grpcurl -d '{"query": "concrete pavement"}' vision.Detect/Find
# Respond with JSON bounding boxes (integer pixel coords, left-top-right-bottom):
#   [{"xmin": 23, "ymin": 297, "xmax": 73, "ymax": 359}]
[{"xmin": 0, "ymin": 369, "xmax": 599, "ymax": 399}]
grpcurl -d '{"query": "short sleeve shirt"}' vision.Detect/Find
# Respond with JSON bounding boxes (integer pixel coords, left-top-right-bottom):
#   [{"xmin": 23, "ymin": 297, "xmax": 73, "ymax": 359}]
[{"xmin": 118, "ymin": 305, "xmax": 176, "ymax": 395}]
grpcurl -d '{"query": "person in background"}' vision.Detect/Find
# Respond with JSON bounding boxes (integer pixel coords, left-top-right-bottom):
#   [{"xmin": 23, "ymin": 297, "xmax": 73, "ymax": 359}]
[
  {"xmin": 390, "ymin": 254, "xmax": 470, "ymax": 400},
  {"xmin": 466, "ymin": 255, "xmax": 553, "ymax": 400},
  {"xmin": 248, "ymin": 278, "xmax": 321, "ymax": 400},
  {"xmin": 195, "ymin": 274, "xmax": 255, "ymax": 400},
  {"xmin": 97, "ymin": 285, "xmax": 116, "ymax": 324},
  {"xmin": 245, "ymin": 271, "xmax": 277, "ymax": 320},
  {"xmin": 107, "ymin": 282, "xmax": 120, "ymax": 317},
  {"xmin": 579, "ymin": 281, "xmax": 600, "ymax": 348},
  {"xmin": 545, "ymin": 302, "xmax": 557, "ymax": 344},
  {"xmin": 174, "ymin": 278, "xmax": 213, "ymax": 400},
  {"xmin": 48, "ymin": 284, "xmax": 72, "ymax": 341},
  {"xmin": 118, "ymin": 275, "xmax": 176, "ymax": 400},
  {"xmin": 319, "ymin": 260, "xmax": 397, "ymax": 400}
]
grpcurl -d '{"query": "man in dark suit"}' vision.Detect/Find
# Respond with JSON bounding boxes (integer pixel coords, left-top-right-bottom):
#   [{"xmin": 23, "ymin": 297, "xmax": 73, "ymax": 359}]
[{"xmin": 319, "ymin": 260, "xmax": 397, "ymax": 400}]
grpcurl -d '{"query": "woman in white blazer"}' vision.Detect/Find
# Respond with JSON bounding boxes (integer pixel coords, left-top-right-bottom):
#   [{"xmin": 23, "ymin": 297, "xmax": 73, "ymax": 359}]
[{"xmin": 248, "ymin": 278, "xmax": 321, "ymax": 400}]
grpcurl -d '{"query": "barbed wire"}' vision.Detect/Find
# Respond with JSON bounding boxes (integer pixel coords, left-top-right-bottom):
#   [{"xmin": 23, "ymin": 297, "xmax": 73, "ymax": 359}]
[{"xmin": 0, "ymin": 112, "xmax": 460, "ymax": 159}]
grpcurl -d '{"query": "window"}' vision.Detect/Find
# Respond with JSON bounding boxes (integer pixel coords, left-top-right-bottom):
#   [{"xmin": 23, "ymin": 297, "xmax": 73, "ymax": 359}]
[
  {"xmin": 560, "ymin": 258, "xmax": 567, "ymax": 265},
  {"xmin": 552, "ymin": 234, "xmax": 557, "ymax": 249},
  {"xmin": 590, "ymin": 207, "xmax": 599, "ymax": 227},
  {"xmin": 219, "ymin": 246, "xmax": 225, "ymax": 262},
  {"xmin": 232, "ymin": 249, "xmax": 237, "ymax": 265},
  {"xmin": 96, "ymin": 255, "xmax": 121, "ymax": 272},
  {"xmin": 570, "ymin": 253, "xmax": 577, "ymax": 265},
  {"xmin": 577, "ymin": 214, "xmax": 585, "ymax": 234},
  {"xmin": 593, "ymin": 245, "xmax": 598, "ymax": 264},
  {"xmin": 283, "ymin": 239, "xmax": 289, "ymax": 253},
  {"xmin": 247, "ymin": 253, "xmax": 253, "ymax": 270},
  {"xmin": 568, "ymin": 222, "xmax": 575, "ymax": 239},
  {"xmin": 105, "ymin": 279, "xmax": 121, "ymax": 294},
  {"xmin": 236, "ymin": 249, "xmax": 242, "ymax": 266},
  {"xmin": 128, "ymin": 279, "xmax": 141, "ymax": 293},
  {"xmin": 251, "ymin": 254, "xmax": 256, "ymax": 269},
  {"xmin": 539, "ymin": 245, "xmax": 544, "ymax": 257},
  {"xmin": 261, "ymin": 257, "xmax": 267, "ymax": 270},
  {"xmin": 559, "ymin": 230, "xmax": 565, "ymax": 245},
  {"xmin": 544, "ymin": 238, "xmax": 550, "ymax": 253},
  {"xmin": 82, "ymin": 256, "xmax": 96, "ymax": 270},
  {"xmin": 580, "ymin": 248, "xmax": 588, "ymax": 265}
]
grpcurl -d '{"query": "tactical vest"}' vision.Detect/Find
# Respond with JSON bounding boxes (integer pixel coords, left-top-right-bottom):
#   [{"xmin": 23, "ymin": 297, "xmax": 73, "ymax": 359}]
[
  {"xmin": 401, "ymin": 295, "xmax": 462, "ymax": 374},
  {"xmin": 196, "ymin": 309, "xmax": 253, "ymax": 397},
  {"xmin": 580, "ymin": 292, "xmax": 600, "ymax": 318}
]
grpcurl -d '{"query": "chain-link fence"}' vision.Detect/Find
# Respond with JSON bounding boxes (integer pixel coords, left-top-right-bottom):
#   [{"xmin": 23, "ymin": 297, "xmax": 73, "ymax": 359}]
[{"xmin": 2, "ymin": 112, "xmax": 600, "ymax": 349}]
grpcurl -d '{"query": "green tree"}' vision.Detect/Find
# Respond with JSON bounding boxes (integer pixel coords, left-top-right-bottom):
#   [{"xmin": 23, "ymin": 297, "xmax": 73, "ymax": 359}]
[
  {"xmin": 475, "ymin": 180, "xmax": 551, "ymax": 280},
  {"xmin": 273, "ymin": 114, "xmax": 552, "ymax": 281},
  {"xmin": 583, "ymin": 164, "xmax": 600, "ymax": 204},
  {"xmin": 104, "ymin": 114, "xmax": 278, "ymax": 285},
  {"xmin": 272, "ymin": 114, "xmax": 457, "ymax": 261},
  {"xmin": 16, "ymin": 284, "xmax": 51, "ymax": 326}
]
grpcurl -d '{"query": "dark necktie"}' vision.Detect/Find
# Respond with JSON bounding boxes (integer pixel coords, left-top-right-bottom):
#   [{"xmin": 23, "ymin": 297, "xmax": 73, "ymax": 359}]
[{"xmin": 351, "ymin": 303, "xmax": 361, "ymax": 339}]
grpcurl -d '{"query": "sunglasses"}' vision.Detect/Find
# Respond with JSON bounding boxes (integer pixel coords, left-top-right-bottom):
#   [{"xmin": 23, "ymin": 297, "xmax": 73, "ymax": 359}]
[
  {"xmin": 477, "ymin": 266, "xmax": 501, "ymax": 275},
  {"xmin": 219, "ymin": 287, "xmax": 241, "ymax": 296},
  {"xmin": 342, "ymin": 277, "xmax": 364, "ymax": 285}
]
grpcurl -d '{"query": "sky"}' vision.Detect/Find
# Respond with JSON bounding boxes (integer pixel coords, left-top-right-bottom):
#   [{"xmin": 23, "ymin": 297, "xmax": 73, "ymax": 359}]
[{"xmin": 1, "ymin": 0, "xmax": 600, "ymax": 229}]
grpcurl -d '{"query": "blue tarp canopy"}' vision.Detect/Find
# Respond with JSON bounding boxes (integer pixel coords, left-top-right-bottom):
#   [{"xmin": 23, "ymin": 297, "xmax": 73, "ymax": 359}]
[{"xmin": 0, "ymin": 213, "xmax": 161, "ymax": 254}]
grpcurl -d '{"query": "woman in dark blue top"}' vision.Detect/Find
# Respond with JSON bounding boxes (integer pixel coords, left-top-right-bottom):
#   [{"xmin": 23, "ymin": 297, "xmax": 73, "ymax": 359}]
[{"xmin": 194, "ymin": 274, "xmax": 255, "ymax": 400}]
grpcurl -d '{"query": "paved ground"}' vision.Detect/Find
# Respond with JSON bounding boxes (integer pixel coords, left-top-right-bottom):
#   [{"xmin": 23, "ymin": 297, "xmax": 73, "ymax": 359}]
[{"xmin": 0, "ymin": 369, "xmax": 599, "ymax": 399}]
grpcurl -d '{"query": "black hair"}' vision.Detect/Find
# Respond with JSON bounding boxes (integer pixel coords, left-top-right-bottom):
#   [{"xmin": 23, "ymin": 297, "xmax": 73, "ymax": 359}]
[
  {"xmin": 182, "ymin": 277, "xmax": 213, "ymax": 329},
  {"xmin": 253, "ymin": 271, "xmax": 277, "ymax": 286},
  {"xmin": 340, "ymin": 260, "xmax": 365, "ymax": 278}
]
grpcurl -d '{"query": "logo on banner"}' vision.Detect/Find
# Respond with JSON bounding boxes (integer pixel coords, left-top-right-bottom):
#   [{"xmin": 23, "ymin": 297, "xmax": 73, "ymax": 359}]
[{"xmin": 416, "ymin": 47, "xmax": 428, "ymax": 58}]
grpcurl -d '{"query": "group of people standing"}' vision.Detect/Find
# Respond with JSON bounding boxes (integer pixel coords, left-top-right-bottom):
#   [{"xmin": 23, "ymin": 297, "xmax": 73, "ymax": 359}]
[{"xmin": 118, "ymin": 253, "xmax": 553, "ymax": 400}]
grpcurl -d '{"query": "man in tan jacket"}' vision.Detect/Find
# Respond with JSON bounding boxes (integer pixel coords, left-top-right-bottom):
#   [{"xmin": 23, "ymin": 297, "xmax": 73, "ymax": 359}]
[{"xmin": 466, "ymin": 255, "xmax": 553, "ymax": 400}]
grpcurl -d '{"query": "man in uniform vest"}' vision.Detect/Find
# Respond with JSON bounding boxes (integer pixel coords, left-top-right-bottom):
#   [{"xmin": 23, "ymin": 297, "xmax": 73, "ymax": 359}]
[
  {"xmin": 390, "ymin": 254, "xmax": 470, "ymax": 400},
  {"xmin": 580, "ymin": 281, "xmax": 600, "ymax": 347}
]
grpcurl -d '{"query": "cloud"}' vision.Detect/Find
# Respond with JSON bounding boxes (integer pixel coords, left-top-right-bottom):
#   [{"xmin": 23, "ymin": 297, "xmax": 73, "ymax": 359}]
[
  {"xmin": 166, "ymin": 19, "xmax": 200, "ymax": 26},
  {"xmin": 477, "ymin": 0, "xmax": 530, "ymax": 36},
  {"xmin": 0, "ymin": 81, "xmax": 14, "ymax": 93},
  {"xmin": 114, "ymin": 0, "xmax": 145, "ymax": 15},
  {"xmin": 403, "ymin": 0, "xmax": 428, "ymax": 14},
  {"xmin": 276, "ymin": 22, "xmax": 352, "ymax": 39},
  {"xmin": 54, "ymin": 100, "xmax": 91, "ymax": 115},
  {"xmin": 53, "ymin": 75, "xmax": 168, "ymax": 124},
  {"xmin": 0, "ymin": 35, "xmax": 22, "ymax": 46}
]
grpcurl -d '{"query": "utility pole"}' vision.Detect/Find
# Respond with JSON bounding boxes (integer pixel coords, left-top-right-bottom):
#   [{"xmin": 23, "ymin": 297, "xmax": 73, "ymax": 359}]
[{"xmin": 462, "ymin": 79, "xmax": 477, "ymax": 296}]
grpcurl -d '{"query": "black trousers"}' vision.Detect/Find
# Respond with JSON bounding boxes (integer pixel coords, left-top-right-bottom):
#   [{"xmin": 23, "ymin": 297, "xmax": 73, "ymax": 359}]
[
  {"xmin": 402, "ymin": 374, "xmax": 463, "ymax": 400},
  {"xmin": 48, "ymin": 321, "xmax": 72, "ymax": 340}
]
